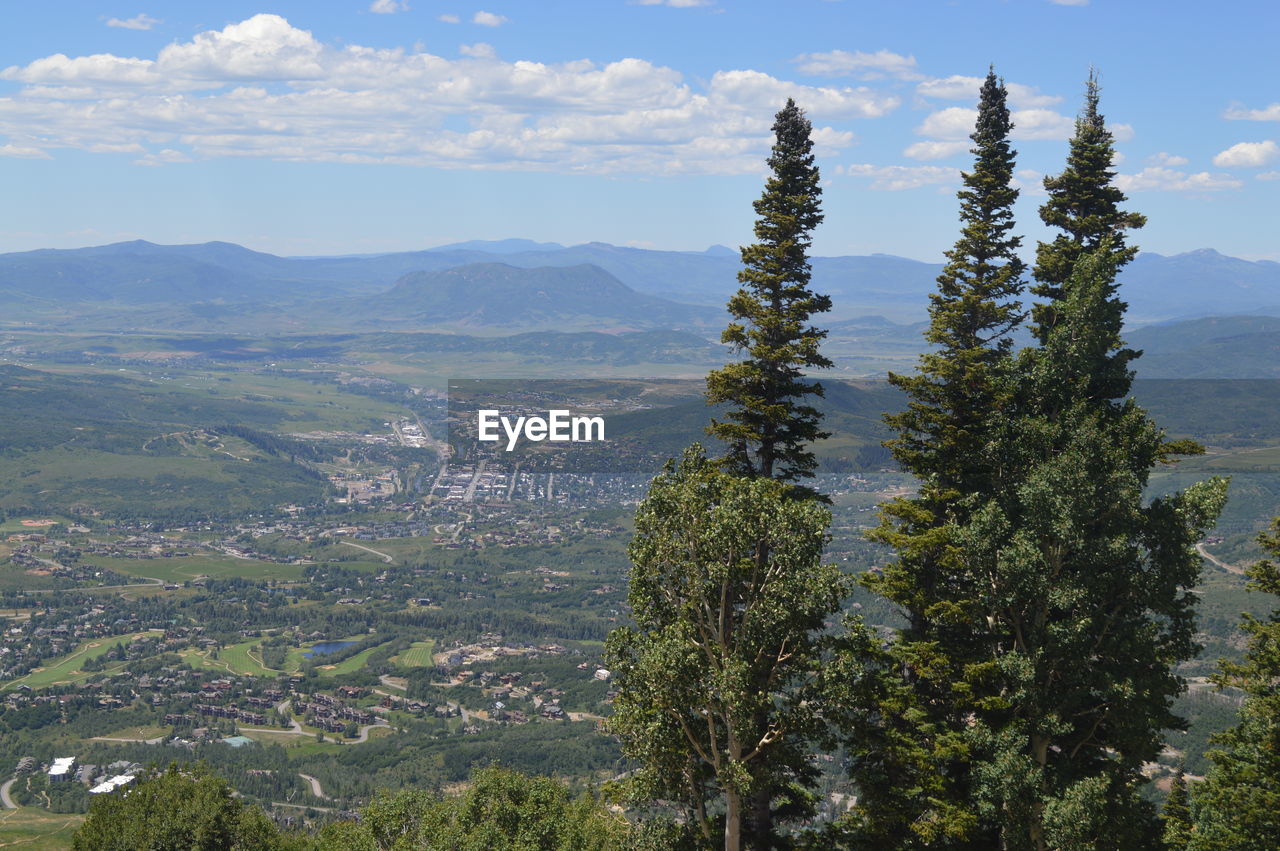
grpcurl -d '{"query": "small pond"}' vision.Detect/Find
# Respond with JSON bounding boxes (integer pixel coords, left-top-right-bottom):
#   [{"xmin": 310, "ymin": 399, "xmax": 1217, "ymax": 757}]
[{"xmin": 304, "ymin": 640, "xmax": 358, "ymax": 657}]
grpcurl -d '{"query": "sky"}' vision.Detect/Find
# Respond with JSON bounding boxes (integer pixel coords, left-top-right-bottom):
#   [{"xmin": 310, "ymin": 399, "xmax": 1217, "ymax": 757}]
[{"xmin": 1, "ymin": 1, "xmax": 1277, "ymax": 261}]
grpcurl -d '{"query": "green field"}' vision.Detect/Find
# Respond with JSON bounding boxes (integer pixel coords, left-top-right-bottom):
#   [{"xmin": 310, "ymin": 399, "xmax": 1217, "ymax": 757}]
[
  {"xmin": 181, "ymin": 641, "xmax": 281, "ymax": 679},
  {"xmin": 93, "ymin": 554, "xmax": 307, "ymax": 584},
  {"xmin": 0, "ymin": 516, "xmax": 74, "ymax": 534},
  {"xmin": 180, "ymin": 636, "xmax": 380, "ymax": 678},
  {"xmin": 394, "ymin": 640, "xmax": 437, "ymax": 668},
  {"xmin": 3, "ymin": 631, "xmax": 162, "ymax": 691},
  {"xmin": 317, "ymin": 645, "xmax": 380, "ymax": 676},
  {"xmin": 0, "ymin": 807, "xmax": 84, "ymax": 850}
]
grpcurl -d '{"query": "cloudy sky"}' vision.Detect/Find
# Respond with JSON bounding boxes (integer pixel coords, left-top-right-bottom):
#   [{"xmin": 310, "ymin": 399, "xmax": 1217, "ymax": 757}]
[{"xmin": 2, "ymin": 1, "xmax": 1277, "ymax": 259}]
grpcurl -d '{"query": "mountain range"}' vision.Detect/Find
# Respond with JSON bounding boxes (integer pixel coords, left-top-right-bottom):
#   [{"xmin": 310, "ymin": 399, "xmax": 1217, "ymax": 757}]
[{"xmin": 0, "ymin": 239, "xmax": 1276, "ymax": 334}]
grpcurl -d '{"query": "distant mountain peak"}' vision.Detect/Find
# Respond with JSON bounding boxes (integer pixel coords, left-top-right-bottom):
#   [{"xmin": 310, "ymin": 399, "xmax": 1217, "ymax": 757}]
[{"xmin": 430, "ymin": 238, "xmax": 566, "ymax": 254}]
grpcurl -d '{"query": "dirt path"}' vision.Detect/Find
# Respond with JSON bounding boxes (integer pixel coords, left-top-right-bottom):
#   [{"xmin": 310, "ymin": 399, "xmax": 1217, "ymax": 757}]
[
  {"xmin": 27, "ymin": 574, "xmax": 163, "ymax": 594},
  {"xmin": 1197, "ymin": 542, "xmax": 1247, "ymax": 575},
  {"xmin": 90, "ymin": 736, "xmax": 164, "ymax": 745}
]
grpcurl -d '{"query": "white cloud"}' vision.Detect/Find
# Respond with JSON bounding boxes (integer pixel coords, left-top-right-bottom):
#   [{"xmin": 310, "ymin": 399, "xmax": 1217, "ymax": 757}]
[
  {"xmin": 1212, "ymin": 140, "xmax": 1279, "ymax": 168},
  {"xmin": 370, "ymin": 0, "xmax": 409, "ymax": 13},
  {"xmin": 157, "ymin": 14, "xmax": 327, "ymax": 81},
  {"xmin": 472, "ymin": 11, "xmax": 508, "ymax": 26},
  {"xmin": 1225, "ymin": 103, "xmax": 1280, "ymax": 121},
  {"xmin": 1014, "ymin": 168, "xmax": 1048, "ymax": 196},
  {"xmin": 0, "ymin": 14, "xmax": 895, "ymax": 176},
  {"xmin": 134, "ymin": 148, "xmax": 192, "ymax": 166},
  {"xmin": 459, "ymin": 43, "xmax": 496, "ymax": 59},
  {"xmin": 632, "ymin": 0, "xmax": 713, "ymax": 6},
  {"xmin": 903, "ymin": 140, "xmax": 967, "ymax": 161},
  {"xmin": 1115, "ymin": 167, "xmax": 1242, "ymax": 192},
  {"xmin": 1048, "ymin": 0, "xmax": 1089, "ymax": 5},
  {"xmin": 1010, "ymin": 108, "xmax": 1076, "ymax": 140},
  {"xmin": 1258, "ymin": 171, "xmax": 1280, "ymax": 181},
  {"xmin": 916, "ymin": 75, "xmax": 1061, "ymax": 108},
  {"xmin": 107, "ymin": 14, "xmax": 160, "ymax": 31},
  {"xmin": 792, "ymin": 49, "xmax": 920, "ymax": 81},
  {"xmin": 914, "ymin": 107, "xmax": 975, "ymax": 139},
  {"xmin": 438, "ymin": 14, "xmax": 460, "ymax": 24},
  {"xmin": 840, "ymin": 163, "xmax": 958, "ymax": 190},
  {"xmin": 1147, "ymin": 152, "xmax": 1187, "ymax": 167},
  {"xmin": 0, "ymin": 143, "xmax": 52, "ymax": 158},
  {"xmin": 915, "ymin": 105, "xmax": 1081, "ymax": 143}
]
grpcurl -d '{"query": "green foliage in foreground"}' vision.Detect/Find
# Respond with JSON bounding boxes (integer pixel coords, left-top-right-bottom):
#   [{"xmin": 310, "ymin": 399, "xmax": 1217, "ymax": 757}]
[
  {"xmin": 72, "ymin": 764, "xmax": 291, "ymax": 851},
  {"xmin": 71, "ymin": 764, "xmax": 629, "ymax": 851},
  {"xmin": 315, "ymin": 766, "xmax": 628, "ymax": 850},
  {"xmin": 1184, "ymin": 519, "xmax": 1280, "ymax": 849},
  {"xmin": 606, "ymin": 447, "xmax": 848, "ymax": 848}
]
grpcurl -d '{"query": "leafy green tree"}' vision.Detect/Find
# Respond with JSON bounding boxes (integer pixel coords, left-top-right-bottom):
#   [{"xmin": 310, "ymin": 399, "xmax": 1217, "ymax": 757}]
[
  {"xmin": 1031, "ymin": 69, "xmax": 1145, "ymax": 342},
  {"xmin": 72, "ymin": 764, "xmax": 285, "ymax": 851},
  {"xmin": 1187, "ymin": 519, "xmax": 1280, "ymax": 849},
  {"xmin": 854, "ymin": 68, "xmax": 1027, "ymax": 847},
  {"xmin": 705, "ymin": 98, "xmax": 832, "ymax": 484},
  {"xmin": 314, "ymin": 765, "xmax": 628, "ymax": 850},
  {"xmin": 606, "ymin": 448, "xmax": 848, "ymax": 850},
  {"xmin": 1162, "ymin": 771, "xmax": 1192, "ymax": 849}
]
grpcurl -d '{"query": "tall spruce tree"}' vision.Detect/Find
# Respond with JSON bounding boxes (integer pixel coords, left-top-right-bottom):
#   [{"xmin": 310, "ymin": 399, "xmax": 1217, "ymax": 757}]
[
  {"xmin": 706, "ymin": 98, "xmax": 831, "ymax": 484},
  {"xmin": 854, "ymin": 72, "xmax": 1228, "ymax": 850},
  {"xmin": 853, "ymin": 69, "xmax": 1027, "ymax": 847},
  {"xmin": 609, "ymin": 98, "xmax": 845, "ymax": 851},
  {"xmin": 1187, "ymin": 519, "xmax": 1280, "ymax": 848},
  {"xmin": 1031, "ymin": 69, "xmax": 1145, "ymax": 342},
  {"xmin": 958, "ymin": 245, "xmax": 1226, "ymax": 849}
]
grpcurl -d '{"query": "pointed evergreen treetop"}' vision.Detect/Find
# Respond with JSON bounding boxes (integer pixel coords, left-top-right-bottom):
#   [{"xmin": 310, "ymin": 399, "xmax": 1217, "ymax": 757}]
[
  {"xmin": 1033, "ymin": 69, "xmax": 1145, "ymax": 341},
  {"xmin": 885, "ymin": 67, "xmax": 1026, "ymax": 497},
  {"xmin": 706, "ymin": 98, "xmax": 832, "ymax": 485}
]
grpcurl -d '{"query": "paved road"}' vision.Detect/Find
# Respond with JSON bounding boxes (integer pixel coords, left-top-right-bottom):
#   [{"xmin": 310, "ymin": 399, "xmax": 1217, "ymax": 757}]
[
  {"xmin": 276, "ymin": 698, "xmax": 303, "ymax": 733},
  {"xmin": 338, "ymin": 540, "xmax": 394, "ymax": 564},
  {"xmin": 1197, "ymin": 542, "xmax": 1246, "ymax": 575},
  {"xmin": 1, "ymin": 776, "xmax": 16, "ymax": 809},
  {"xmin": 462, "ymin": 460, "xmax": 487, "ymax": 503},
  {"xmin": 298, "ymin": 773, "xmax": 330, "ymax": 800}
]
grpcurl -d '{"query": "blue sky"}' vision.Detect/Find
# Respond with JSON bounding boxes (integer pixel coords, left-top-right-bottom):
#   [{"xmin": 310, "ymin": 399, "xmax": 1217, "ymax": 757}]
[{"xmin": 2, "ymin": 1, "xmax": 1276, "ymax": 260}]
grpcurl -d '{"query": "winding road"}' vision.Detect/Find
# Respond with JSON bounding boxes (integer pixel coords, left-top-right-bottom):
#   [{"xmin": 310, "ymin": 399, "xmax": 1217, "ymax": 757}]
[
  {"xmin": 1197, "ymin": 542, "xmax": 1246, "ymax": 576},
  {"xmin": 1, "ymin": 777, "xmax": 16, "ymax": 809}
]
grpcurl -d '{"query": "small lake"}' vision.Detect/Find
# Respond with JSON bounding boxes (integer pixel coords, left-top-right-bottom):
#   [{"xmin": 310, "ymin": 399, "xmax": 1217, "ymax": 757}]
[{"xmin": 304, "ymin": 640, "xmax": 358, "ymax": 657}]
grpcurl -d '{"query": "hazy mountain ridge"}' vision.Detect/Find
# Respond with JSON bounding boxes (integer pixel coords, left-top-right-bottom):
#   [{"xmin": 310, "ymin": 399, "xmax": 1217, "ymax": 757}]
[
  {"xmin": 349, "ymin": 262, "xmax": 719, "ymax": 330},
  {"xmin": 0, "ymin": 239, "xmax": 1276, "ymax": 331}
]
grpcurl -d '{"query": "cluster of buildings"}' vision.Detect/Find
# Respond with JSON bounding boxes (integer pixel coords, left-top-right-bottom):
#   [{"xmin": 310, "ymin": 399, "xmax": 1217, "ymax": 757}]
[
  {"xmin": 297, "ymin": 690, "xmax": 375, "ymax": 733},
  {"xmin": 23, "ymin": 756, "xmax": 141, "ymax": 796}
]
